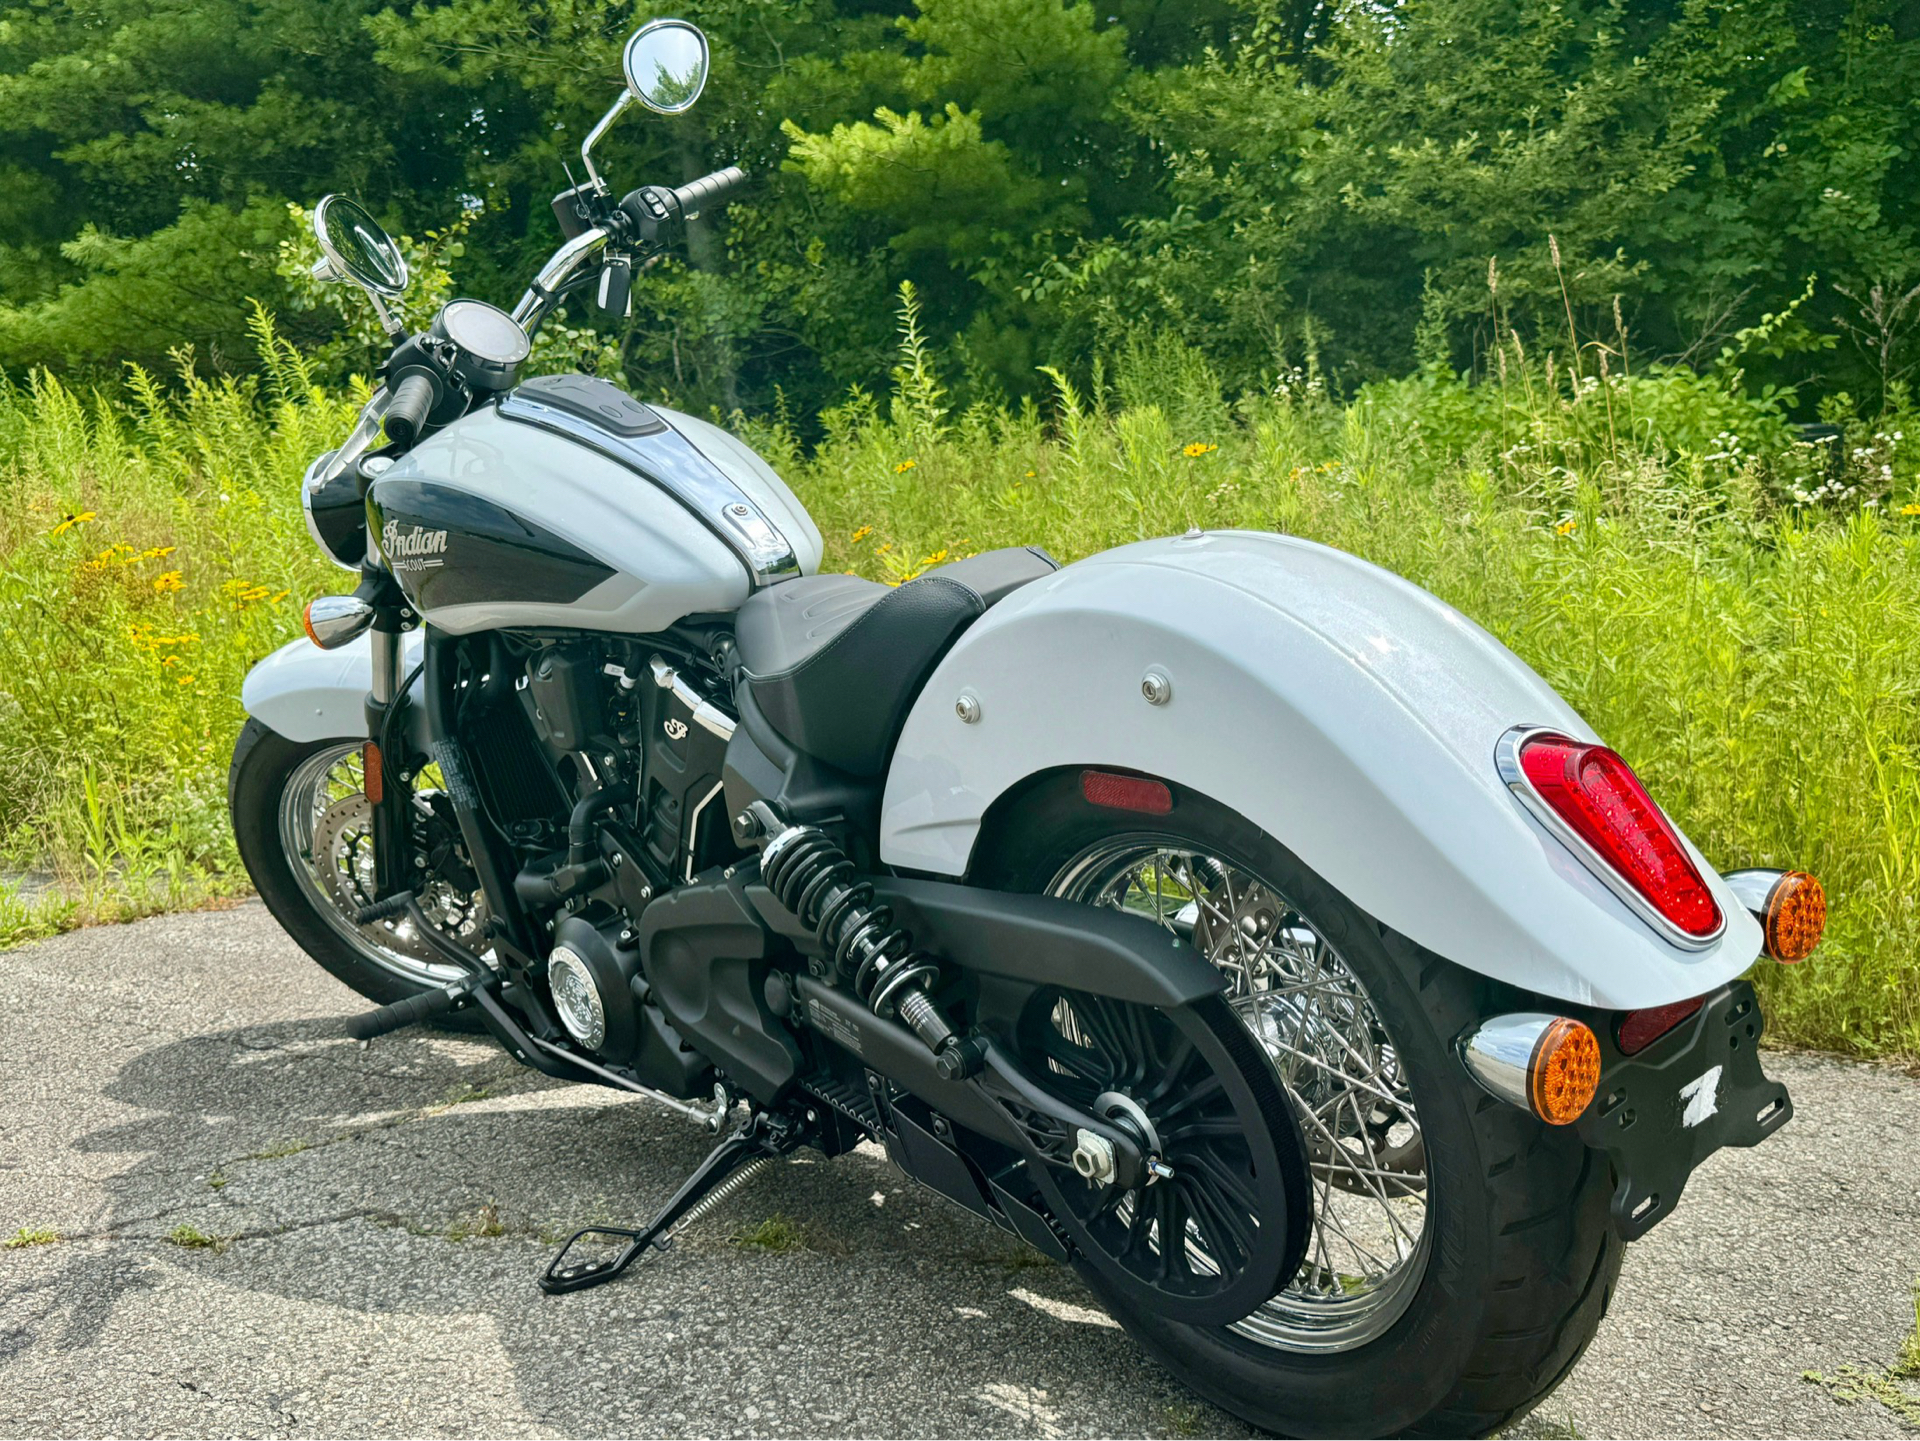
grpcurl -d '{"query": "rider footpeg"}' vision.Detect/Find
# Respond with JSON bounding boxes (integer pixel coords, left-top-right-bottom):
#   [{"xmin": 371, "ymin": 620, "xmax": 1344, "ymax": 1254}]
[{"xmin": 540, "ymin": 1113, "xmax": 799, "ymax": 1295}]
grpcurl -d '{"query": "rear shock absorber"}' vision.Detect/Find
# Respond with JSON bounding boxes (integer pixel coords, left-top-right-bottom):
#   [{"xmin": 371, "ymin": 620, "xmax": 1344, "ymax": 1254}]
[{"xmin": 758, "ymin": 821, "xmax": 980, "ymax": 1078}]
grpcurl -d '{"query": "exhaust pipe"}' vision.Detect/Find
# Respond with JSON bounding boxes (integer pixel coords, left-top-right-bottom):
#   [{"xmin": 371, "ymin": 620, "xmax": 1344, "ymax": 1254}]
[
  {"xmin": 1723, "ymin": 869, "xmax": 1825, "ymax": 963},
  {"xmin": 1459, "ymin": 1013, "xmax": 1602, "ymax": 1126}
]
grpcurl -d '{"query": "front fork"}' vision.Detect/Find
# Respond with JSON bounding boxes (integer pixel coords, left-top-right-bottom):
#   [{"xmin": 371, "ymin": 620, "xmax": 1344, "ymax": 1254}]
[{"xmin": 364, "ymin": 621, "xmax": 415, "ymax": 899}]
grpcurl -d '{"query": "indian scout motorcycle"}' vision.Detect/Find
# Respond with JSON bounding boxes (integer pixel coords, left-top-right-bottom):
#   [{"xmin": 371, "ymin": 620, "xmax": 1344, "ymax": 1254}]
[{"xmin": 231, "ymin": 19, "xmax": 1830, "ymax": 1437}]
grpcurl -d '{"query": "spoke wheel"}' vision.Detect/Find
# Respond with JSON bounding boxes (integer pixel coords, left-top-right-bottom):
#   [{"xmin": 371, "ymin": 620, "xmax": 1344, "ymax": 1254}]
[
  {"xmin": 1015, "ymin": 987, "xmax": 1311, "ymax": 1329},
  {"xmin": 275, "ymin": 741, "xmax": 484, "ymax": 988},
  {"xmin": 1048, "ymin": 837, "xmax": 1431, "ymax": 1355}
]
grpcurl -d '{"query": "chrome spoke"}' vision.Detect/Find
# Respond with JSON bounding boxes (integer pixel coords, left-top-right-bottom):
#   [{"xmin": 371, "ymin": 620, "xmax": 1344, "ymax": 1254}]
[{"xmin": 1048, "ymin": 837, "xmax": 1431, "ymax": 1354}]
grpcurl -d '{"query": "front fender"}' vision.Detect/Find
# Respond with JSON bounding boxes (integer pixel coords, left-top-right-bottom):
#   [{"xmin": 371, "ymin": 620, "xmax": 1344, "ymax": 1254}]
[
  {"xmin": 240, "ymin": 631, "xmax": 424, "ymax": 743},
  {"xmin": 878, "ymin": 531, "xmax": 1762, "ymax": 1011}
]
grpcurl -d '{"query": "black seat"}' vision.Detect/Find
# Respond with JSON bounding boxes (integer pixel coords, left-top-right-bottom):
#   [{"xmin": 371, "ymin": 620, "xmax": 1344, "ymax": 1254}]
[{"xmin": 734, "ymin": 546, "xmax": 1059, "ymax": 776}]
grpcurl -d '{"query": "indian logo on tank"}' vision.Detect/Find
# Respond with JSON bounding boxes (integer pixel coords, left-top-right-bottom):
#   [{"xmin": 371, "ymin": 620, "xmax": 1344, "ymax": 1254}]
[{"xmin": 382, "ymin": 520, "xmax": 449, "ymax": 572}]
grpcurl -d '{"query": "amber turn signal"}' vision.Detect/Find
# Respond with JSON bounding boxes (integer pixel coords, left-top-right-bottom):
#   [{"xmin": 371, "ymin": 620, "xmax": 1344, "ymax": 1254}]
[
  {"xmin": 1724, "ymin": 868, "xmax": 1826, "ymax": 963},
  {"xmin": 1460, "ymin": 1014, "xmax": 1603, "ymax": 1126},
  {"xmin": 1528, "ymin": 1018, "xmax": 1602, "ymax": 1125}
]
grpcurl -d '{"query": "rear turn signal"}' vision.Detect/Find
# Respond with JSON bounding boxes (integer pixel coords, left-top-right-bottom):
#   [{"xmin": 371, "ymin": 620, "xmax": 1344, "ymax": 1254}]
[
  {"xmin": 1725, "ymin": 869, "xmax": 1826, "ymax": 963},
  {"xmin": 1500, "ymin": 728, "xmax": 1723, "ymax": 944},
  {"xmin": 1460, "ymin": 1013, "xmax": 1603, "ymax": 1126}
]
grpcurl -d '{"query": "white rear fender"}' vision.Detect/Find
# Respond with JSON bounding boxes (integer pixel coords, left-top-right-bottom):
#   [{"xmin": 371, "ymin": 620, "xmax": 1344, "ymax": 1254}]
[
  {"xmin": 241, "ymin": 631, "xmax": 424, "ymax": 743},
  {"xmin": 878, "ymin": 531, "xmax": 1763, "ymax": 1011}
]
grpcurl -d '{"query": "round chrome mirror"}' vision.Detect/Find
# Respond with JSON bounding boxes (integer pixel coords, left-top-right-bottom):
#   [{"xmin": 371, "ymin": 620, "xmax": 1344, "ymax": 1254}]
[
  {"xmin": 622, "ymin": 19, "xmax": 709, "ymax": 115},
  {"xmin": 312, "ymin": 196, "xmax": 409, "ymax": 298}
]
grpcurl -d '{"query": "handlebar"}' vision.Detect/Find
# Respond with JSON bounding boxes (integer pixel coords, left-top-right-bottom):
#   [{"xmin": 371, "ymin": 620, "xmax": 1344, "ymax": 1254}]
[
  {"xmin": 670, "ymin": 166, "xmax": 747, "ymax": 218},
  {"xmin": 385, "ymin": 371, "xmax": 436, "ymax": 447}
]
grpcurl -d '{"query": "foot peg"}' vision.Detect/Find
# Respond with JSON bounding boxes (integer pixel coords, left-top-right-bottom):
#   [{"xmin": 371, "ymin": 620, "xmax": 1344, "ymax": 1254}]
[{"xmin": 540, "ymin": 1112, "xmax": 797, "ymax": 1295}]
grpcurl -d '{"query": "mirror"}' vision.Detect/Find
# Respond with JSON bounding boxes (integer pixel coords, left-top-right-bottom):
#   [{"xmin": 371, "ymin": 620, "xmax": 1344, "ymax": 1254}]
[
  {"xmin": 622, "ymin": 19, "xmax": 709, "ymax": 114},
  {"xmin": 312, "ymin": 195, "xmax": 409, "ymax": 298}
]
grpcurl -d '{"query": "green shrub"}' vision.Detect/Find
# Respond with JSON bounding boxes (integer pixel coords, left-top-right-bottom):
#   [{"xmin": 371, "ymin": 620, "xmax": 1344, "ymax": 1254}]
[{"xmin": 1, "ymin": 311, "xmax": 1915, "ymax": 1059}]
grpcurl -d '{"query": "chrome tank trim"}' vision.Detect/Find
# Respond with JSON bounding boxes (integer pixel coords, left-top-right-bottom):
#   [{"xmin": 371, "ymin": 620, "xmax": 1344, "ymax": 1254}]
[{"xmin": 497, "ymin": 392, "xmax": 799, "ymax": 585}]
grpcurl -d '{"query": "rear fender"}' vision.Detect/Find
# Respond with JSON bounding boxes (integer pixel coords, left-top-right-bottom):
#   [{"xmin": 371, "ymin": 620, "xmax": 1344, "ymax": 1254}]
[{"xmin": 878, "ymin": 531, "xmax": 1762, "ymax": 1012}]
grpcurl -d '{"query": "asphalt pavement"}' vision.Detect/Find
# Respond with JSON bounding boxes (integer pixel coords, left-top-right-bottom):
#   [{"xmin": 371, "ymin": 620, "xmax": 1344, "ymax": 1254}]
[{"xmin": 1, "ymin": 903, "xmax": 1916, "ymax": 1438}]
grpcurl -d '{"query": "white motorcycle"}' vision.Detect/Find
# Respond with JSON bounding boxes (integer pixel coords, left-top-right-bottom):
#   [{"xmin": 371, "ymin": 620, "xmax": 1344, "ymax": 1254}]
[{"xmin": 231, "ymin": 19, "xmax": 1828, "ymax": 1436}]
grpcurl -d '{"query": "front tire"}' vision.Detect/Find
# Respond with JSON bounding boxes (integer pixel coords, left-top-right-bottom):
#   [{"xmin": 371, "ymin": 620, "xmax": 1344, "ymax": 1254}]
[
  {"xmin": 229, "ymin": 718, "xmax": 483, "ymax": 1012},
  {"xmin": 976, "ymin": 773, "xmax": 1622, "ymax": 1438}
]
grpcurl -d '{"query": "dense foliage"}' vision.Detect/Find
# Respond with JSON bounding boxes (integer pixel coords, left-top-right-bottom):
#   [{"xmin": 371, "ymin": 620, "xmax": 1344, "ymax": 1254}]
[
  {"xmin": 3, "ymin": 0, "xmax": 1919, "ymax": 420},
  {"xmin": 3, "ymin": 310, "xmax": 1918, "ymax": 1060}
]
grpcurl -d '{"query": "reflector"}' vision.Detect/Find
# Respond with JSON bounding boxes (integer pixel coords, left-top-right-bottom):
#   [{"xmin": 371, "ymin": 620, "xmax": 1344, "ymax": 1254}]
[
  {"xmin": 1616, "ymin": 996, "xmax": 1705, "ymax": 1055},
  {"xmin": 1080, "ymin": 770, "xmax": 1173, "ymax": 815}
]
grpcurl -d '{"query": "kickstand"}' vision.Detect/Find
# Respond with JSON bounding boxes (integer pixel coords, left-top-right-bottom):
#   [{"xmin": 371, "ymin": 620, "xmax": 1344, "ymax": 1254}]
[{"xmin": 540, "ymin": 1112, "xmax": 792, "ymax": 1295}]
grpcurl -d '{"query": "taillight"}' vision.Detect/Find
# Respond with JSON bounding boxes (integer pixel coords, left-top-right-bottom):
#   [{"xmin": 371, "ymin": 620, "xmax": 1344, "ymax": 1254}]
[
  {"xmin": 1616, "ymin": 996, "xmax": 1705, "ymax": 1055},
  {"xmin": 1501, "ymin": 729, "xmax": 1723, "ymax": 944}
]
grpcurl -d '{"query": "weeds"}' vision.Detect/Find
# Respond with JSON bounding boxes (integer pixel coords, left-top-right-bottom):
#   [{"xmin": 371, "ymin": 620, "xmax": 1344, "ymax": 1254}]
[
  {"xmin": 2, "ymin": 308, "xmax": 1918, "ymax": 1058},
  {"xmin": 3, "ymin": 1227, "xmax": 59, "ymax": 1249},
  {"xmin": 167, "ymin": 1223, "xmax": 230, "ymax": 1253},
  {"xmin": 1804, "ymin": 1280, "xmax": 1920, "ymax": 1430}
]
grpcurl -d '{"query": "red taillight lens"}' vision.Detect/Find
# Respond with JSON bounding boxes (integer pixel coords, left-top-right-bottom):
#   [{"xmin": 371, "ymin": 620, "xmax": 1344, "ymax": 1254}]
[
  {"xmin": 1616, "ymin": 996, "xmax": 1705, "ymax": 1055},
  {"xmin": 1080, "ymin": 769, "xmax": 1173, "ymax": 815},
  {"xmin": 1515, "ymin": 733, "xmax": 1723, "ymax": 939}
]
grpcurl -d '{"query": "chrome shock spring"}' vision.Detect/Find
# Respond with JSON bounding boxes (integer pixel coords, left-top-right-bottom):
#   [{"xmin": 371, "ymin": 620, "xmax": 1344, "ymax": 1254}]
[{"xmin": 760, "ymin": 823, "xmax": 957, "ymax": 1056}]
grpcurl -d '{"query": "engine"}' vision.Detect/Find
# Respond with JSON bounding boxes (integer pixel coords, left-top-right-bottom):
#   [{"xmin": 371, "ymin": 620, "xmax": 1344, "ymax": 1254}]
[{"xmin": 455, "ymin": 626, "xmax": 747, "ymax": 1096}]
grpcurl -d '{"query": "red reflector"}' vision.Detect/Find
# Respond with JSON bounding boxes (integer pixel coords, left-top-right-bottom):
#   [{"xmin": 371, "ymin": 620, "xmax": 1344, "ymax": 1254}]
[
  {"xmin": 1616, "ymin": 996, "xmax": 1705, "ymax": 1055},
  {"xmin": 363, "ymin": 741, "xmax": 385, "ymax": 805},
  {"xmin": 1516, "ymin": 733, "xmax": 1722, "ymax": 938},
  {"xmin": 1081, "ymin": 770, "xmax": 1172, "ymax": 815}
]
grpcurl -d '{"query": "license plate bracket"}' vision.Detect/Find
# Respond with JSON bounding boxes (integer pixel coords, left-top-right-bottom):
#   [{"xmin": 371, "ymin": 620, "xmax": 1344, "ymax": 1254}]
[{"xmin": 1575, "ymin": 979, "xmax": 1791, "ymax": 1240}]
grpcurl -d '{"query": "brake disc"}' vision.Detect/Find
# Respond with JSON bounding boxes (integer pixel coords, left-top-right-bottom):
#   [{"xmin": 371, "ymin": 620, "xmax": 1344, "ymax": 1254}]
[{"xmin": 311, "ymin": 791, "xmax": 480, "ymax": 963}]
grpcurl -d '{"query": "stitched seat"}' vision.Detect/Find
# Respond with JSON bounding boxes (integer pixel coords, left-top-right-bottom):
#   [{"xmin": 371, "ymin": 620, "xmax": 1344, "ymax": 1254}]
[{"xmin": 734, "ymin": 546, "xmax": 1058, "ymax": 776}]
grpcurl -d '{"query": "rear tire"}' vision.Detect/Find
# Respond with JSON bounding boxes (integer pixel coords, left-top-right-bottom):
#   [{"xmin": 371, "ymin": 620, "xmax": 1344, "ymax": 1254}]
[
  {"xmin": 229, "ymin": 718, "xmax": 481, "ymax": 1018},
  {"xmin": 976, "ymin": 773, "xmax": 1623, "ymax": 1438}
]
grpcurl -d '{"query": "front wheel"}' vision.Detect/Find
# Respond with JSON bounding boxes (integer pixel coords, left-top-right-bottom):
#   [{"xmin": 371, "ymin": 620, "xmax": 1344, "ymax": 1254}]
[
  {"xmin": 976, "ymin": 774, "xmax": 1623, "ymax": 1438},
  {"xmin": 229, "ymin": 718, "xmax": 486, "ymax": 1011}
]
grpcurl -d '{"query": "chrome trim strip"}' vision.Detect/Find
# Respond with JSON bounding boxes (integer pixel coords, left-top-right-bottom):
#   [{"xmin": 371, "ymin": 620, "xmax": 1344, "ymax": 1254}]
[
  {"xmin": 685, "ymin": 779, "xmax": 727, "ymax": 883},
  {"xmin": 1496, "ymin": 724, "xmax": 1727, "ymax": 951},
  {"xmin": 649, "ymin": 656, "xmax": 737, "ymax": 741}
]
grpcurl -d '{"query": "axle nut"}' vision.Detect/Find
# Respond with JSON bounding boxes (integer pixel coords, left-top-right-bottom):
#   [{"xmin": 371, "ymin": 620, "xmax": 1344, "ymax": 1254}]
[{"xmin": 1071, "ymin": 1128, "xmax": 1116, "ymax": 1185}]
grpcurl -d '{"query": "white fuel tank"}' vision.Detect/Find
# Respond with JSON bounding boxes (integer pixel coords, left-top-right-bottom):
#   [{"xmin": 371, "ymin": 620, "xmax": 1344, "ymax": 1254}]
[{"xmin": 366, "ymin": 374, "xmax": 822, "ymax": 635}]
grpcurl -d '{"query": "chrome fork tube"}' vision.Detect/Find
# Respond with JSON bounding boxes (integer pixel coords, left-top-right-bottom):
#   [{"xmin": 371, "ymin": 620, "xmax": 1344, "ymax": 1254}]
[{"xmin": 370, "ymin": 627, "xmax": 403, "ymax": 706}]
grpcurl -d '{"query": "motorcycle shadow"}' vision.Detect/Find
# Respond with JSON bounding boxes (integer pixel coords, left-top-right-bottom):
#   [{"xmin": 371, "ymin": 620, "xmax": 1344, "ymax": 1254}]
[{"xmin": 19, "ymin": 1016, "xmax": 1214, "ymax": 1437}]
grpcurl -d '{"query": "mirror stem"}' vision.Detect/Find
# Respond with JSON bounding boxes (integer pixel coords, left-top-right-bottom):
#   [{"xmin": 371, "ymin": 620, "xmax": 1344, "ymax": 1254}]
[
  {"xmin": 580, "ymin": 92, "xmax": 632, "ymax": 197},
  {"xmin": 368, "ymin": 292, "xmax": 404, "ymax": 340}
]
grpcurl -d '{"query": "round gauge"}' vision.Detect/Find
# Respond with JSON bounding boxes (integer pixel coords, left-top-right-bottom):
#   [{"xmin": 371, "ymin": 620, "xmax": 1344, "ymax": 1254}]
[{"xmin": 433, "ymin": 299, "xmax": 531, "ymax": 391}]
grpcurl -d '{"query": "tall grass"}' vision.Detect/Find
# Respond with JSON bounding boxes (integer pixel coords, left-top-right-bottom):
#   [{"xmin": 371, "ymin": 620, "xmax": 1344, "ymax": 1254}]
[{"xmin": 2, "ymin": 300, "xmax": 1915, "ymax": 1060}]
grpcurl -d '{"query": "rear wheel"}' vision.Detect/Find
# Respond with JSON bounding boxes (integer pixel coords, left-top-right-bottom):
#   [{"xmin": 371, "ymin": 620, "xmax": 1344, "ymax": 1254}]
[
  {"xmin": 229, "ymin": 718, "xmax": 485, "ymax": 1010},
  {"xmin": 977, "ymin": 773, "xmax": 1622, "ymax": 1438}
]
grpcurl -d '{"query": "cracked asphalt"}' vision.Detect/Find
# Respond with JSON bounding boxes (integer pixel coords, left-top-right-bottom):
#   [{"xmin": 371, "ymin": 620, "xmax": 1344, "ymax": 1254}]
[{"xmin": 1, "ymin": 902, "xmax": 1917, "ymax": 1439}]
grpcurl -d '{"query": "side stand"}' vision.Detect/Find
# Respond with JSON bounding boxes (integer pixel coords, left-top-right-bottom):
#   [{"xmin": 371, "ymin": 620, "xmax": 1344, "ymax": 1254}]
[{"xmin": 539, "ymin": 1112, "xmax": 795, "ymax": 1295}]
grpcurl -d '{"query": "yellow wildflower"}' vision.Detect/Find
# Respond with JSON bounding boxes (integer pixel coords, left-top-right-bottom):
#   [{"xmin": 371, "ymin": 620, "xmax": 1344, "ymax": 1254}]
[
  {"xmin": 1183, "ymin": 443, "xmax": 1218, "ymax": 458},
  {"xmin": 177, "ymin": 674, "xmax": 196, "ymax": 686},
  {"xmin": 876, "ymin": 543, "xmax": 892, "ymax": 555},
  {"xmin": 152, "ymin": 571, "xmax": 185, "ymax": 592},
  {"xmin": 1555, "ymin": 519, "xmax": 1577, "ymax": 536},
  {"xmin": 851, "ymin": 525, "xmax": 873, "ymax": 542},
  {"xmin": 140, "ymin": 545, "xmax": 176, "ymax": 560},
  {"xmin": 1025, "ymin": 470, "xmax": 1036, "ymax": 478},
  {"xmin": 894, "ymin": 459, "xmax": 918, "ymax": 474},
  {"xmin": 1902, "ymin": 503, "xmax": 1920, "ymax": 517},
  {"xmin": 921, "ymin": 548, "xmax": 950, "ymax": 567},
  {"xmin": 50, "ymin": 511, "xmax": 97, "ymax": 537}
]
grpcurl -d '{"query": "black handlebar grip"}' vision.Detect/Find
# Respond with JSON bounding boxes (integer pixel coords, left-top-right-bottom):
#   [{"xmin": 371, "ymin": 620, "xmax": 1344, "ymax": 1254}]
[
  {"xmin": 384, "ymin": 371, "xmax": 437, "ymax": 448},
  {"xmin": 670, "ymin": 166, "xmax": 747, "ymax": 218},
  {"xmin": 345, "ymin": 983, "xmax": 461, "ymax": 1041}
]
